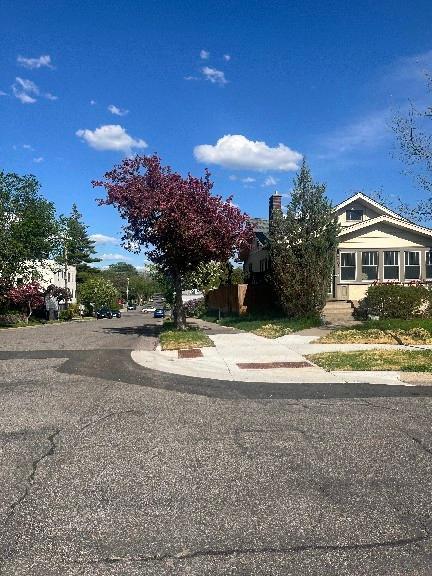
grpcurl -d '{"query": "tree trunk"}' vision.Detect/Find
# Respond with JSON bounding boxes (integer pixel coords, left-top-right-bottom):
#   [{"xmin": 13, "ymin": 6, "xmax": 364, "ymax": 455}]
[{"xmin": 173, "ymin": 274, "xmax": 186, "ymax": 330}]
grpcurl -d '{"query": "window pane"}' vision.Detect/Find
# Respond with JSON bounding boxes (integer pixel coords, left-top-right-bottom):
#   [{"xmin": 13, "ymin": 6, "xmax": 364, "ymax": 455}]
[
  {"xmin": 341, "ymin": 267, "xmax": 356, "ymax": 280},
  {"xmin": 405, "ymin": 251, "xmax": 420, "ymax": 266},
  {"xmin": 426, "ymin": 252, "xmax": 432, "ymax": 266},
  {"xmin": 362, "ymin": 251, "xmax": 377, "ymax": 266},
  {"xmin": 384, "ymin": 266, "xmax": 399, "ymax": 280},
  {"xmin": 426, "ymin": 265, "xmax": 432, "ymax": 279},
  {"xmin": 362, "ymin": 266, "xmax": 378, "ymax": 280},
  {"xmin": 405, "ymin": 266, "xmax": 420, "ymax": 280},
  {"xmin": 384, "ymin": 251, "xmax": 398, "ymax": 266},
  {"xmin": 346, "ymin": 209, "xmax": 363, "ymax": 221},
  {"xmin": 341, "ymin": 253, "xmax": 355, "ymax": 267}
]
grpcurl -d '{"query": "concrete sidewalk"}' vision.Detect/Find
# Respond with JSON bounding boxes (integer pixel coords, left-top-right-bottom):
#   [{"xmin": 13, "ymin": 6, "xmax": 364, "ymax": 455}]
[{"xmin": 131, "ymin": 328, "xmax": 431, "ymax": 386}]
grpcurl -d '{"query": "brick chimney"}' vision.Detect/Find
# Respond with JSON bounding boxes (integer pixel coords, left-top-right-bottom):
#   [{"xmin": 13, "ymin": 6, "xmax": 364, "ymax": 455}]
[{"xmin": 269, "ymin": 192, "xmax": 282, "ymax": 222}]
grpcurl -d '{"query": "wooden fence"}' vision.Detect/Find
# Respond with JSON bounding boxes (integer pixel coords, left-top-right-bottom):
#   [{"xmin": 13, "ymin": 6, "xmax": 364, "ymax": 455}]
[{"xmin": 206, "ymin": 283, "xmax": 277, "ymax": 316}]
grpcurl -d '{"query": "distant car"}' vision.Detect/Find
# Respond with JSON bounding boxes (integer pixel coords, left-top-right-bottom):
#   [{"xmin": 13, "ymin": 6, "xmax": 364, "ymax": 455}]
[
  {"xmin": 153, "ymin": 308, "xmax": 165, "ymax": 318},
  {"xmin": 96, "ymin": 307, "xmax": 121, "ymax": 319},
  {"xmin": 142, "ymin": 306, "xmax": 156, "ymax": 314},
  {"xmin": 127, "ymin": 303, "xmax": 136, "ymax": 310}
]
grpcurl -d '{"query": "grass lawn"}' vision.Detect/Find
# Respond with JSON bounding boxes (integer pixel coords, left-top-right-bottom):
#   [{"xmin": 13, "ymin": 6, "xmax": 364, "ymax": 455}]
[
  {"xmin": 318, "ymin": 319, "xmax": 432, "ymax": 345},
  {"xmin": 307, "ymin": 349, "xmax": 432, "ymax": 372},
  {"xmin": 201, "ymin": 313, "xmax": 321, "ymax": 338},
  {"xmin": 160, "ymin": 321, "xmax": 215, "ymax": 351}
]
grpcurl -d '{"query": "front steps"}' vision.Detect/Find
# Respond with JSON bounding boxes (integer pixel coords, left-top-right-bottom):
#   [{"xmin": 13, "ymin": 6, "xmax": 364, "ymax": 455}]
[{"xmin": 323, "ymin": 300, "xmax": 356, "ymax": 326}]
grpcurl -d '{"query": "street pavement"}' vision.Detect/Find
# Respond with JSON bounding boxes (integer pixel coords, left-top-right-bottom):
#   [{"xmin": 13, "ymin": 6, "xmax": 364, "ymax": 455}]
[{"xmin": 1, "ymin": 311, "xmax": 432, "ymax": 575}]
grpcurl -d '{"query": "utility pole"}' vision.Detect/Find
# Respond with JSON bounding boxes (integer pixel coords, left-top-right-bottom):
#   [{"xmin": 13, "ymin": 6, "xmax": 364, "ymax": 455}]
[{"xmin": 126, "ymin": 277, "xmax": 130, "ymax": 305}]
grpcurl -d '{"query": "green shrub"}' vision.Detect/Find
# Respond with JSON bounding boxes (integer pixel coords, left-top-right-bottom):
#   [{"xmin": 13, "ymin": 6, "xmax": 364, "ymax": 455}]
[
  {"xmin": 0, "ymin": 312, "xmax": 26, "ymax": 326},
  {"xmin": 184, "ymin": 298, "xmax": 206, "ymax": 318},
  {"xmin": 359, "ymin": 283, "xmax": 432, "ymax": 320},
  {"xmin": 59, "ymin": 308, "xmax": 74, "ymax": 321},
  {"xmin": 67, "ymin": 303, "xmax": 80, "ymax": 317}
]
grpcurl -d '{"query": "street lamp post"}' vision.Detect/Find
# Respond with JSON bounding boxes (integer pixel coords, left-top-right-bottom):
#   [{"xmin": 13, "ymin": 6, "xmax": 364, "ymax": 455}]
[{"xmin": 126, "ymin": 277, "xmax": 130, "ymax": 305}]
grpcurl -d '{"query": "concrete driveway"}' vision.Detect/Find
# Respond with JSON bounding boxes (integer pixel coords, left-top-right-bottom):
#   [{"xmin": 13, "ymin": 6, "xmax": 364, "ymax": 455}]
[{"xmin": 1, "ymin": 311, "xmax": 432, "ymax": 575}]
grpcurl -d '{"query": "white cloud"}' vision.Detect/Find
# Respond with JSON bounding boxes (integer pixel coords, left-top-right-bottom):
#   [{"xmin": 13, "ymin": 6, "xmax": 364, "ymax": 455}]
[
  {"xmin": 263, "ymin": 175, "xmax": 278, "ymax": 187},
  {"xmin": 76, "ymin": 124, "xmax": 147, "ymax": 154},
  {"xmin": 194, "ymin": 134, "xmax": 302, "ymax": 171},
  {"xmin": 200, "ymin": 49, "xmax": 210, "ymax": 60},
  {"xmin": 89, "ymin": 233, "xmax": 119, "ymax": 245},
  {"xmin": 108, "ymin": 104, "xmax": 129, "ymax": 116},
  {"xmin": 22, "ymin": 144, "xmax": 34, "ymax": 150},
  {"xmin": 223, "ymin": 54, "xmax": 231, "ymax": 61},
  {"xmin": 99, "ymin": 253, "xmax": 134, "ymax": 262},
  {"xmin": 11, "ymin": 76, "xmax": 57, "ymax": 103},
  {"xmin": 33, "ymin": 157, "xmax": 44, "ymax": 163},
  {"xmin": 17, "ymin": 54, "xmax": 54, "ymax": 69},
  {"xmin": 12, "ymin": 77, "xmax": 42, "ymax": 104},
  {"xmin": 202, "ymin": 66, "xmax": 227, "ymax": 85},
  {"xmin": 90, "ymin": 99, "xmax": 96, "ymax": 105},
  {"xmin": 12, "ymin": 88, "xmax": 36, "ymax": 104},
  {"xmin": 0, "ymin": 91, "xmax": 7, "ymax": 96},
  {"xmin": 184, "ymin": 75, "xmax": 199, "ymax": 81},
  {"xmin": 15, "ymin": 77, "xmax": 39, "ymax": 94}
]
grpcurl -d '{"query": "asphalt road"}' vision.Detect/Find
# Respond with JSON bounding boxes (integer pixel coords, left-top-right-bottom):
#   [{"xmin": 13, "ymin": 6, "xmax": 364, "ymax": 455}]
[{"xmin": 1, "ymin": 311, "xmax": 432, "ymax": 575}]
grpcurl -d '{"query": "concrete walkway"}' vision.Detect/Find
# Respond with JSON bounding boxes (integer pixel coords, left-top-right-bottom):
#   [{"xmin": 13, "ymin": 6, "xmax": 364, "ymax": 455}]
[{"xmin": 131, "ymin": 326, "xmax": 432, "ymax": 386}]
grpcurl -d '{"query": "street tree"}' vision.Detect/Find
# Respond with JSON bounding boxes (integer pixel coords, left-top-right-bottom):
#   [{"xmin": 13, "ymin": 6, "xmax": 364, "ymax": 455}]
[
  {"xmin": 0, "ymin": 171, "xmax": 58, "ymax": 282},
  {"xmin": 269, "ymin": 161, "xmax": 340, "ymax": 317},
  {"xmin": 78, "ymin": 276, "xmax": 119, "ymax": 311},
  {"xmin": 94, "ymin": 155, "xmax": 252, "ymax": 329}
]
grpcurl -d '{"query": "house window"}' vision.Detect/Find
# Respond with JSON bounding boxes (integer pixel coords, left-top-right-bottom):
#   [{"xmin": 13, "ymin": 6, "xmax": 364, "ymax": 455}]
[
  {"xmin": 340, "ymin": 252, "xmax": 356, "ymax": 280},
  {"xmin": 384, "ymin": 251, "xmax": 399, "ymax": 280},
  {"xmin": 68, "ymin": 272, "xmax": 71, "ymax": 282},
  {"xmin": 426, "ymin": 251, "xmax": 432, "ymax": 279},
  {"xmin": 404, "ymin": 251, "xmax": 420, "ymax": 280},
  {"xmin": 346, "ymin": 209, "xmax": 363, "ymax": 221},
  {"xmin": 361, "ymin": 251, "xmax": 378, "ymax": 280}
]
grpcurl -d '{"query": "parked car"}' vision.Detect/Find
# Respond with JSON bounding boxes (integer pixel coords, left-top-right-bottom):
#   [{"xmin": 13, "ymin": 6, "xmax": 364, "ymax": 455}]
[
  {"xmin": 142, "ymin": 306, "xmax": 156, "ymax": 314},
  {"xmin": 96, "ymin": 307, "xmax": 121, "ymax": 319},
  {"xmin": 127, "ymin": 303, "xmax": 136, "ymax": 310},
  {"xmin": 153, "ymin": 308, "xmax": 165, "ymax": 318}
]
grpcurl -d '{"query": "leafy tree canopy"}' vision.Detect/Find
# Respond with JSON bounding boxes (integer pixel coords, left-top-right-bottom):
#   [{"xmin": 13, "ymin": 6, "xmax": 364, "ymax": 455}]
[
  {"xmin": 0, "ymin": 171, "xmax": 58, "ymax": 281},
  {"xmin": 94, "ymin": 155, "xmax": 252, "ymax": 328},
  {"xmin": 78, "ymin": 276, "xmax": 119, "ymax": 310}
]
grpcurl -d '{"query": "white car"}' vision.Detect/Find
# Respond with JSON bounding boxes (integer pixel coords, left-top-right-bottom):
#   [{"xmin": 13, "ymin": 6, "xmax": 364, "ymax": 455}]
[{"xmin": 142, "ymin": 306, "xmax": 156, "ymax": 313}]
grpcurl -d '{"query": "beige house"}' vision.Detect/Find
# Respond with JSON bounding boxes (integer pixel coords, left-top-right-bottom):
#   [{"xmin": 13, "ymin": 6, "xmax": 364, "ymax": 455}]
[{"xmin": 243, "ymin": 192, "xmax": 432, "ymax": 302}]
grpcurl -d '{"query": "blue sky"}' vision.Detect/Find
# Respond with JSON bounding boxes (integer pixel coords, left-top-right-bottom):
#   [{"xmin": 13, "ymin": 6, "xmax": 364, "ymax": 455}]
[{"xmin": 1, "ymin": 0, "xmax": 432, "ymax": 268}]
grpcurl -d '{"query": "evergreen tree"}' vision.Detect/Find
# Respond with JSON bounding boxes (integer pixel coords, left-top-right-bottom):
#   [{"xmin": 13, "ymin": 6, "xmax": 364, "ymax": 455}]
[
  {"xmin": 269, "ymin": 161, "xmax": 340, "ymax": 317},
  {"xmin": 58, "ymin": 204, "xmax": 100, "ymax": 283}
]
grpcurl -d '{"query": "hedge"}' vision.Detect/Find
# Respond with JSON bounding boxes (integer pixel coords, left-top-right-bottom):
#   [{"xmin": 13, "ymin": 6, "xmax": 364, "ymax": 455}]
[{"xmin": 357, "ymin": 283, "xmax": 432, "ymax": 320}]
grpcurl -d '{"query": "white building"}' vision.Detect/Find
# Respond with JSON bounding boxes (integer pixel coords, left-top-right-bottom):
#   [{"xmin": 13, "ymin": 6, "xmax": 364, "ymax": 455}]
[{"xmin": 17, "ymin": 260, "xmax": 77, "ymax": 303}]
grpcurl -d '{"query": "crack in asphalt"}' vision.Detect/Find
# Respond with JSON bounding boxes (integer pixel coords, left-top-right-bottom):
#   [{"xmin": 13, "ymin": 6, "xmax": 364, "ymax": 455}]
[
  {"xmin": 410, "ymin": 435, "xmax": 432, "ymax": 457},
  {"xmin": 74, "ymin": 528, "xmax": 432, "ymax": 565},
  {"xmin": 80, "ymin": 409, "xmax": 144, "ymax": 432},
  {"xmin": 5, "ymin": 429, "xmax": 60, "ymax": 523}
]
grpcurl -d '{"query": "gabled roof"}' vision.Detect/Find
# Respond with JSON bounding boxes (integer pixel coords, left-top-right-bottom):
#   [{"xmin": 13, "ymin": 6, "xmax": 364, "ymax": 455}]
[
  {"xmin": 334, "ymin": 192, "xmax": 405, "ymax": 221},
  {"xmin": 339, "ymin": 215, "xmax": 432, "ymax": 239}
]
